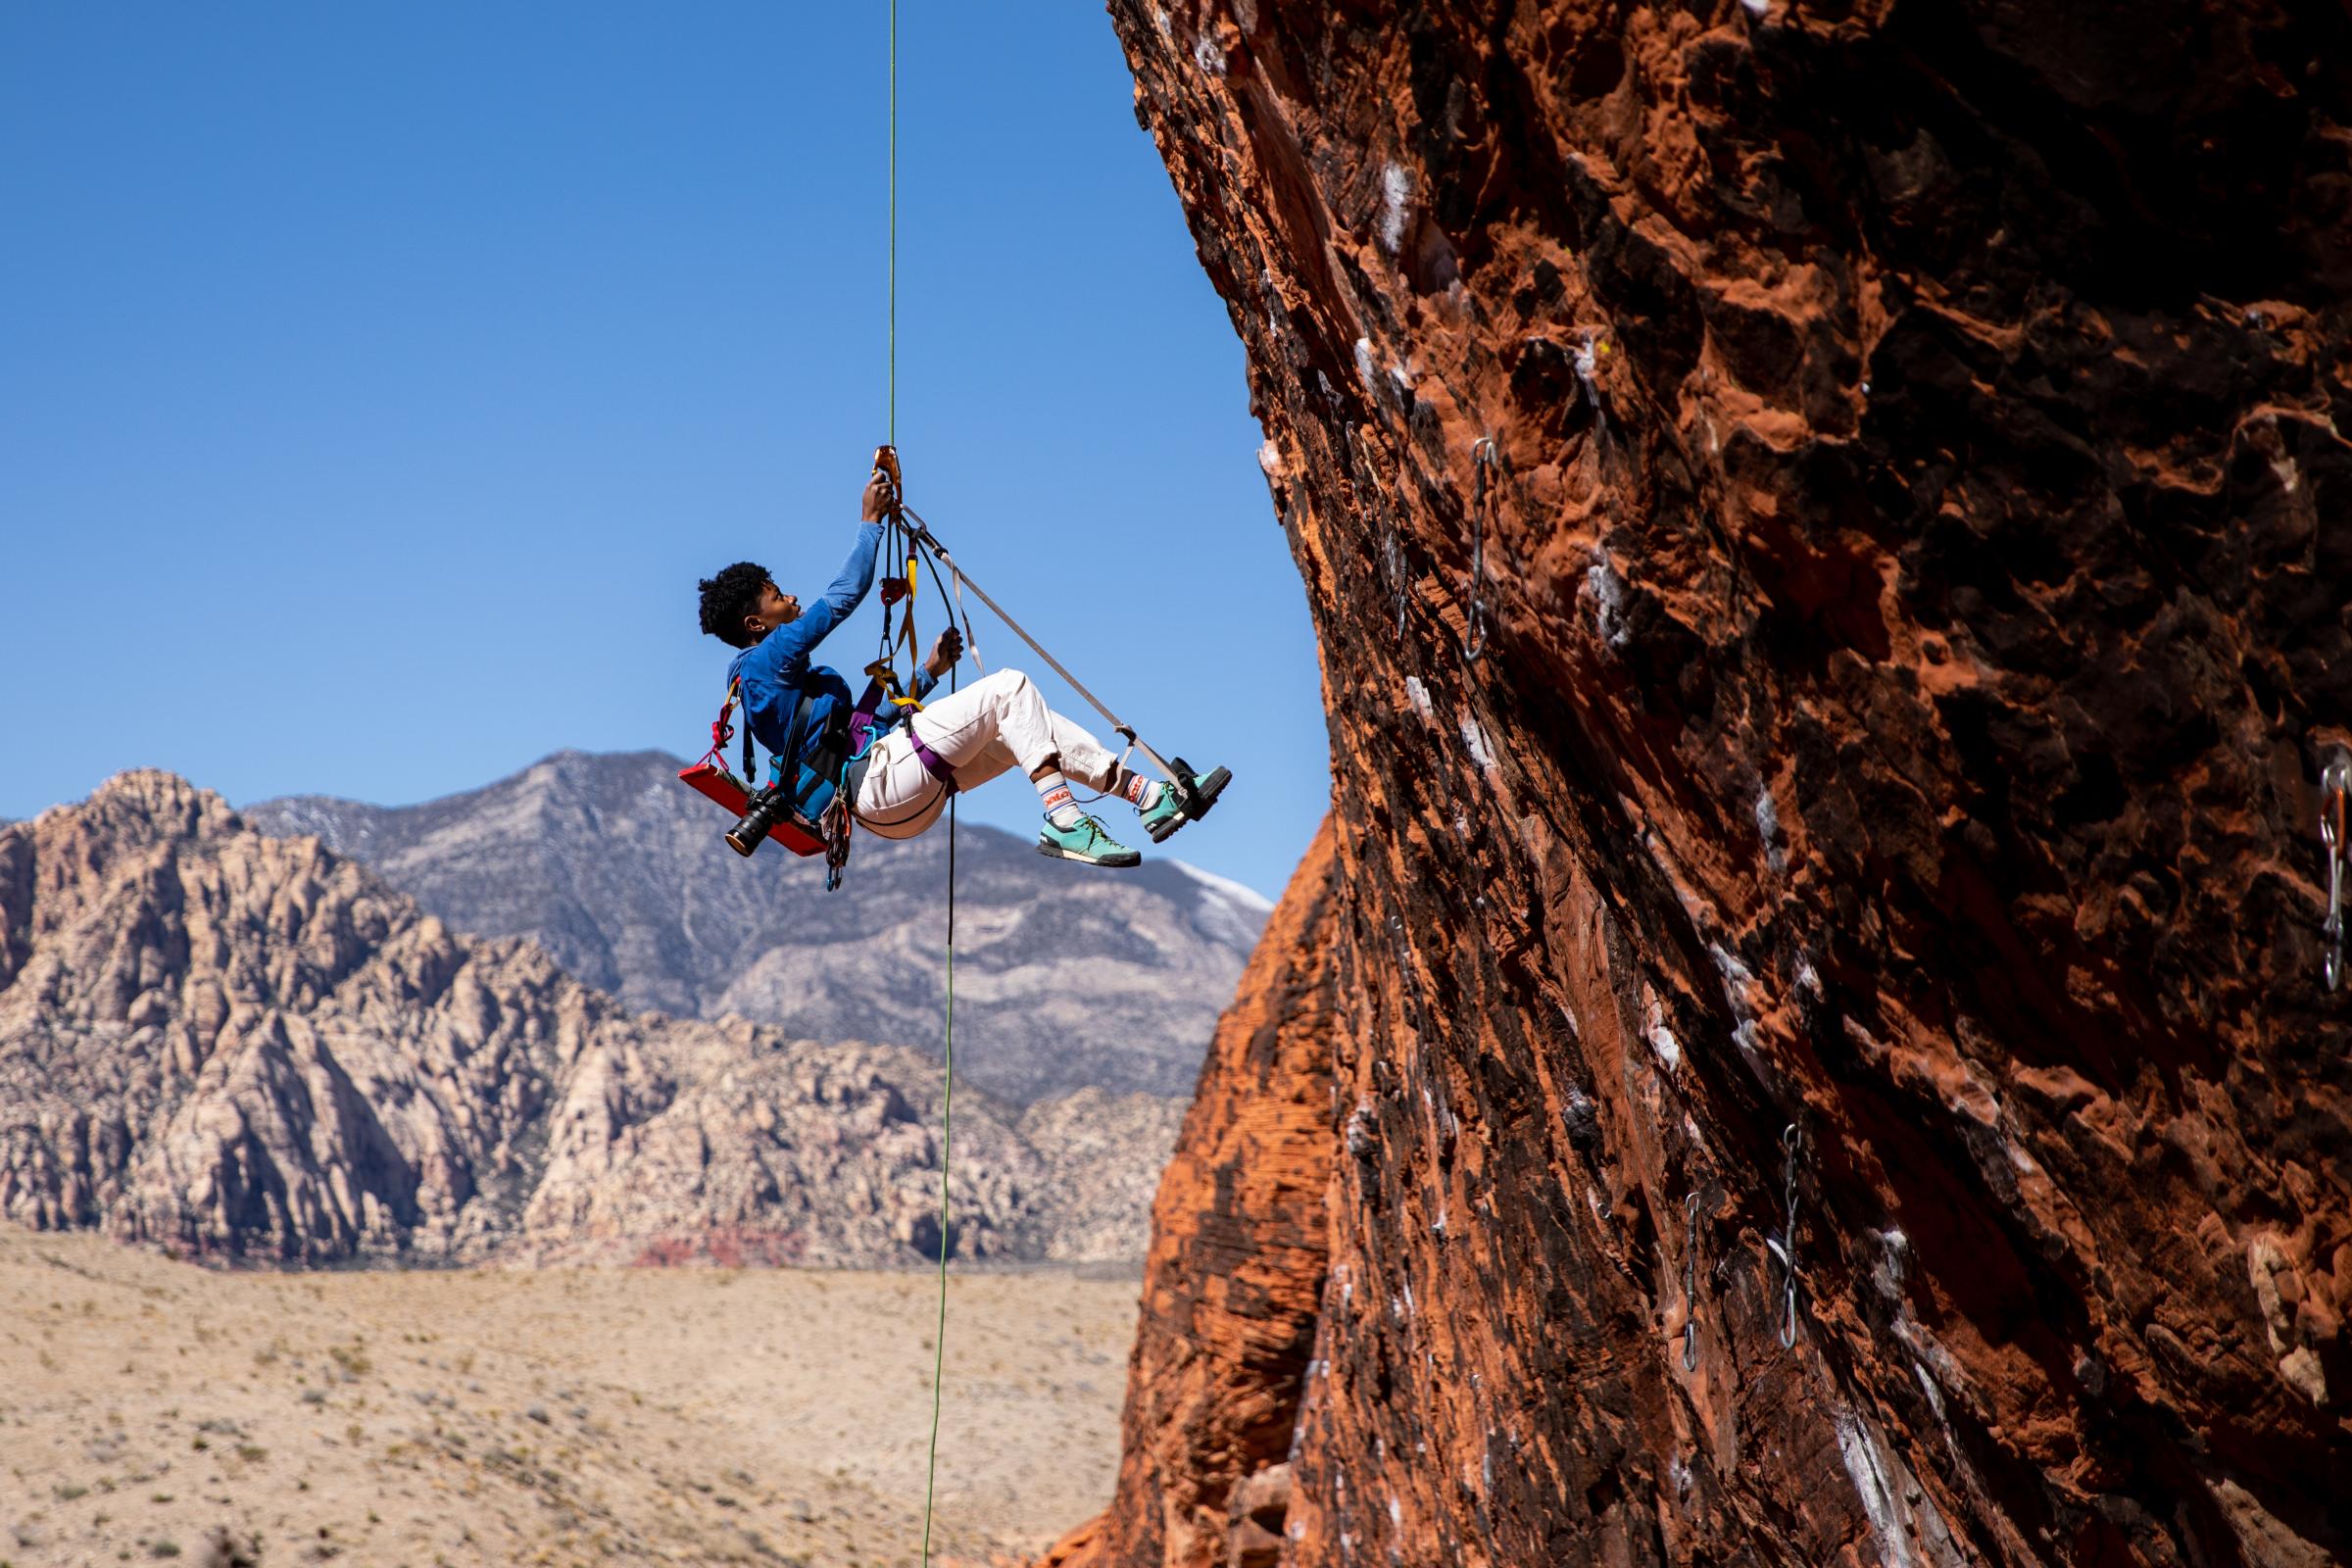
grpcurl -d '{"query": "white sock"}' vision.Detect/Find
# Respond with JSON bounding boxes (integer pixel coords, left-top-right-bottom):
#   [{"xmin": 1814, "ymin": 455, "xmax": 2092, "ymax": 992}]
[
  {"xmin": 1118, "ymin": 771, "xmax": 1163, "ymax": 811},
  {"xmin": 1037, "ymin": 773, "xmax": 1085, "ymax": 829}
]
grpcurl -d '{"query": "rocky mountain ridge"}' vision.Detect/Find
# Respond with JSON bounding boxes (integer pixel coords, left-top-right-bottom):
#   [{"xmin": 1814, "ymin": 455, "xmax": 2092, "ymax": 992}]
[
  {"xmin": 0, "ymin": 771, "xmax": 1184, "ymax": 1267},
  {"xmin": 246, "ymin": 749, "xmax": 1270, "ymax": 1104}
]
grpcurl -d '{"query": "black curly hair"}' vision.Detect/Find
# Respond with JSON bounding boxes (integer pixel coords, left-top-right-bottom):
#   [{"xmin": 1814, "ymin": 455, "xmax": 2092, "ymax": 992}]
[{"xmin": 697, "ymin": 562, "xmax": 771, "ymax": 650}]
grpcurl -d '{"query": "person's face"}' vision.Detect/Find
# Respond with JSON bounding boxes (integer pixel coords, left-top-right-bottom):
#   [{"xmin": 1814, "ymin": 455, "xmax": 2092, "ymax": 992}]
[{"xmin": 744, "ymin": 580, "xmax": 802, "ymax": 643}]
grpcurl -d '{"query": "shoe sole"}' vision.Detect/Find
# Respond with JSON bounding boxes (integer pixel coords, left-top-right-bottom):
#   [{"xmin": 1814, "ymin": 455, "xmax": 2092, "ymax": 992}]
[
  {"xmin": 1146, "ymin": 766, "xmax": 1233, "ymax": 844},
  {"xmin": 1037, "ymin": 840, "xmax": 1142, "ymax": 868}
]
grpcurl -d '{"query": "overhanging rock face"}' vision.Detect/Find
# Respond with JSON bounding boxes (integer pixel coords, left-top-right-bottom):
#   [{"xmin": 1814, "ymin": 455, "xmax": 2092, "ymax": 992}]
[{"xmin": 1054, "ymin": 4, "xmax": 2351, "ymax": 1565}]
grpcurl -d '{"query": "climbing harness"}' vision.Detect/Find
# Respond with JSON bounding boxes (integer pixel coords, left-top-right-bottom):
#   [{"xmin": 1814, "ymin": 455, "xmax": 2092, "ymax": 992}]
[
  {"xmin": 678, "ymin": 681, "xmax": 828, "ymax": 858},
  {"xmin": 677, "ymin": 682, "xmax": 795, "ymax": 846},
  {"xmin": 1763, "ymin": 1124, "xmax": 1801, "ymax": 1348},
  {"xmin": 1465, "ymin": 437, "xmax": 1496, "ymax": 662},
  {"xmin": 1682, "ymin": 1191, "xmax": 1702, "ymax": 1371},
  {"xmin": 2322, "ymin": 748, "xmax": 2348, "ymax": 991},
  {"xmin": 678, "ymin": 666, "xmax": 886, "ymax": 891}
]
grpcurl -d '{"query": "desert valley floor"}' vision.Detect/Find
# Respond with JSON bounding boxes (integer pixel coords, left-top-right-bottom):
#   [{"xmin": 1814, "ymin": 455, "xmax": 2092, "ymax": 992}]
[{"xmin": 0, "ymin": 1227, "xmax": 1136, "ymax": 1567}]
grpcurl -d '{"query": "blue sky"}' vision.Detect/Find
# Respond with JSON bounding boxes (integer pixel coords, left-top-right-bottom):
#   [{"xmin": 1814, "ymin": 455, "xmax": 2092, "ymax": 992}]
[{"xmin": 0, "ymin": 4, "xmax": 1330, "ymax": 900}]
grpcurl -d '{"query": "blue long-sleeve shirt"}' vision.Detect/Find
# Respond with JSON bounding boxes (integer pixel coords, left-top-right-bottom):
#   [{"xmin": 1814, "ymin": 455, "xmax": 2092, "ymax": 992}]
[{"xmin": 726, "ymin": 520, "xmax": 936, "ymax": 771}]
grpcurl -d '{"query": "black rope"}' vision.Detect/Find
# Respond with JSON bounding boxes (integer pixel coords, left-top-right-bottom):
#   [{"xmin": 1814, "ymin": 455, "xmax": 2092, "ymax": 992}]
[{"xmin": 920, "ymin": 615, "xmax": 958, "ymax": 1568}]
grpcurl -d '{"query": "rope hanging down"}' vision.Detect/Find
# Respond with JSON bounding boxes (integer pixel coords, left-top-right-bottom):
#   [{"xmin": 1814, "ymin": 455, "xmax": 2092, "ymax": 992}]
[
  {"xmin": 880, "ymin": 6, "xmax": 956, "ymax": 1562},
  {"xmin": 888, "ymin": 0, "xmax": 898, "ymax": 446},
  {"xmin": 873, "ymin": 17, "xmax": 1205, "ymax": 1545},
  {"xmin": 922, "ymin": 776, "xmax": 956, "ymax": 1567}
]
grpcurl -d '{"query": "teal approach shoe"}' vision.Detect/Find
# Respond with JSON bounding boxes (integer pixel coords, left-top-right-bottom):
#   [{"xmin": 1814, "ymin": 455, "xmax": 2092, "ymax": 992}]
[
  {"xmin": 1139, "ymin": 765, "xmax": 1232, "ymax": 844},
  {"xmin": 1037, "ymin": 813, "xmax": 1142, "ymax": 868}
]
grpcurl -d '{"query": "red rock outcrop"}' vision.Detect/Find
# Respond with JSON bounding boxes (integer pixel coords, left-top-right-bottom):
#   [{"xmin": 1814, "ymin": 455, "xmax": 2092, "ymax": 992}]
[
  {"xmin": 1049, "ymin": 819, "xmax": 1340, "ymax": 1568},
  {"xmin": 1054, "ymin": 4, "xmax": 2350, "ymax": 1566}
]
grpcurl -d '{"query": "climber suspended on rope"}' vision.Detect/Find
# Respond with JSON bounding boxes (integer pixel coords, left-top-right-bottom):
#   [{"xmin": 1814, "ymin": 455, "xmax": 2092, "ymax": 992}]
[{"xmin": 693, "ymin": 456, "xmax": 1228, "ymax": 870}]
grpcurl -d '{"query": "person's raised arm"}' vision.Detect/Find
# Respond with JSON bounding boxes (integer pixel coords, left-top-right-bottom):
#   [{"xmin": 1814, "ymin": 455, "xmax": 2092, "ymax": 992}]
[{"xmin": 759, "ymin": 467, "xmax": 898, "ymax": 670}]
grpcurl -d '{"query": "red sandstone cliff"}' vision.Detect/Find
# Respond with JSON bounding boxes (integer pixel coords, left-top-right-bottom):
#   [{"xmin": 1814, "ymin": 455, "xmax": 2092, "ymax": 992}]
[
  {"xmin": 1054, "ymin": 4, "xmax": 2350, "ymax": 1566},
  {"xmin": 1049, "ymin": 819, "xmax": 1340, "ymax": 1568}
]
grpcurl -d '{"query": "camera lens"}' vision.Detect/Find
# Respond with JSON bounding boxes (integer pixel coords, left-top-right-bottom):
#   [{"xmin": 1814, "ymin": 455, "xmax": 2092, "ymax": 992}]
[{"xmin": 726, "ymin": 785, "xmax": 789, "ymax": 857}]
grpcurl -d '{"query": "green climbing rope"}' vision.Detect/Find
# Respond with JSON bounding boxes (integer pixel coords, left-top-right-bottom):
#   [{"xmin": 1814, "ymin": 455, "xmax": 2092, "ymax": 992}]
[
  {"xmin": 887, "ymin": 0, "xmax": 897, "ymax": 447},
  {"xmin": 889, "ymin": 7, "xmax": 957, "ymax": 1564}
]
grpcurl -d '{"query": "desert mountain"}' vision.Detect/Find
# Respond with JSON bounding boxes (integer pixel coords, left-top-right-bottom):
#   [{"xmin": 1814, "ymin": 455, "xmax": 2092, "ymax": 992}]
[
  {"xmin": 246, "ymin": 749, "xmax": 1270, "ymax": 1104},
  {"xmin": 0, "ymin": 771, "xmax": 1182, "ymax": 1266}
]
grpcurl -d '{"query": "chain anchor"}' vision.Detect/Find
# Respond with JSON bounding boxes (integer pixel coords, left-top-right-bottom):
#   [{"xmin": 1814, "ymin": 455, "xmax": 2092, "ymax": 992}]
[
  {"xmin": 1464, "ymin": 437, "xmax": 1498, "ymax": 662},
  {"xmin": 2323, "ymin": 748, "xmax": 2349, "ymax": 992},
  {"xmin": 1682, "ymin": 1191, "xmax": 1702, "ymax": 1371},
  {"xmin": 1763, "ymin": 1124, "xmax": 1802, "ymax": 1348}
]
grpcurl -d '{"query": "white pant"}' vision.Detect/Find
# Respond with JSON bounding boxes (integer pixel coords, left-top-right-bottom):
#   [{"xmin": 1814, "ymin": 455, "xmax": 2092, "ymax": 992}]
[{"xmin": 853, "ymin": 668, "xmax": 1121, "ymax": 840}]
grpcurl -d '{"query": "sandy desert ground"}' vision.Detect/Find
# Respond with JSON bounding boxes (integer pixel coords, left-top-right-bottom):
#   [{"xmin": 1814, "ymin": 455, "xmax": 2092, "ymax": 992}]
[{"xmin": 0, "ymin": 1227, "xmax": 1138, "ymax": 1567}]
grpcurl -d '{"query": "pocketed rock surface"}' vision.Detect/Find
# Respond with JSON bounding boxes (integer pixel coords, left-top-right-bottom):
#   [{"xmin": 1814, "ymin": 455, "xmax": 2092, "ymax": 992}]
[
  {"xmin": 1044, "ymin": 821, "xmax": 1340, "ymax": 1568},
  {"xmin": 1049, "ymin": 5, "xmax": 2350, "ymax": 1567},
  {"xmin": 0, "ymin": 771, "xmax": 1183, "ymax": 1267}
]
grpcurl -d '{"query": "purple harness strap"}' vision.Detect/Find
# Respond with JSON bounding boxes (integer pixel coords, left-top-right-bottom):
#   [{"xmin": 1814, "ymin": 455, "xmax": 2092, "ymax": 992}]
[
  {"xmin": 849, "ymin": 678, "xmax": 958, "ymax": 797},
  {"xmin": 909, "ymin": 734, "xmax": 959, "ymax": 795},
  {"xmin": 847, "ymin": 679, "xmax": 887, "ymax": 757}
]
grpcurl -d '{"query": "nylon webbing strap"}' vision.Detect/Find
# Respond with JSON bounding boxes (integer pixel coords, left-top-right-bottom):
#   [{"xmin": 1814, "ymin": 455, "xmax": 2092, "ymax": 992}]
[
  {"xmin": 735, "ymin": 680, "xmax": 754, "ymax": 783},
  {"xmin": 903, "ymin": 507, "xmax": 1177, "ymax": 787}
]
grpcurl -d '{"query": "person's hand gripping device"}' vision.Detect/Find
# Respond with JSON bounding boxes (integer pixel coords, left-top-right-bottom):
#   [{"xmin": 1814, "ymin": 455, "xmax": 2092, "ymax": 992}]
[{"xmin": 721, "ymin": 447, "xmax": 905, "ymax": 858}]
